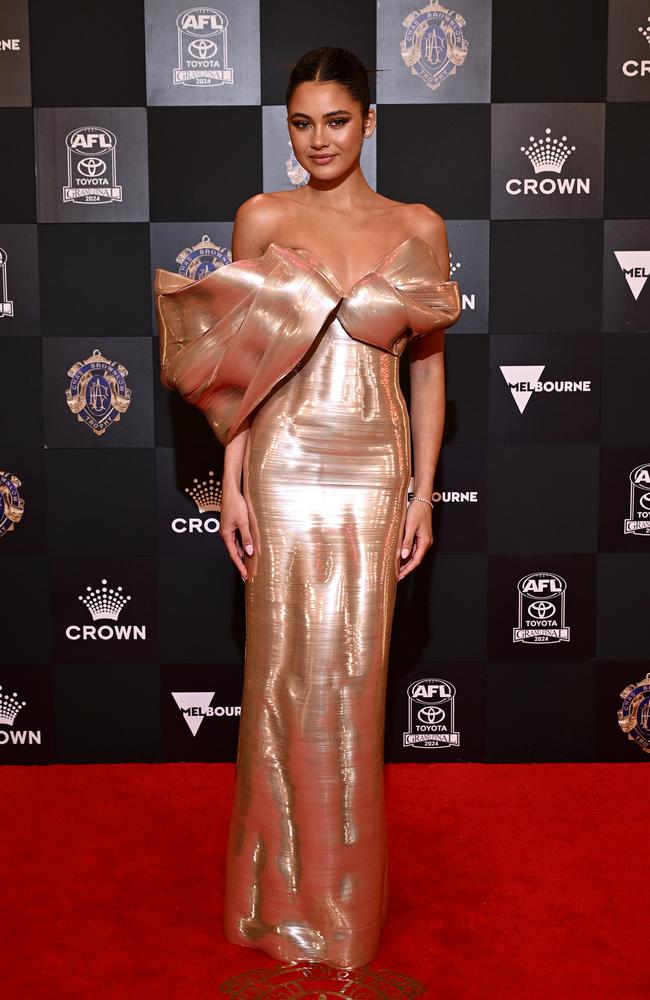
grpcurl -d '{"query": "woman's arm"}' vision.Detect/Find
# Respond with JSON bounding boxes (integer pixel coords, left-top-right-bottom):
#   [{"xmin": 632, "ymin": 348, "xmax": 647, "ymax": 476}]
[
  {"xmin": 220, "ymin": 196, "xmax": 280, "ymax": 579},
  {"xmin": 398, "ymin": 206, "xmax": 451, "ymax": 580},
  {"xmin": 409, "ymin": 329, "xmax": 446, "ymax": 501},
  {"xmin": 409, "ymin": 205, "xmax": 452, "ymax": 497}
]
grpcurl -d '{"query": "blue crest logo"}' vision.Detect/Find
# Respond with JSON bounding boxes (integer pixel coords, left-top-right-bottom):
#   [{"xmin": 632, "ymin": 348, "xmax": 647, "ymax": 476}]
[
  {"xmin": 618, "ymin": 673, "xmax": 650, "ymax": 755},
  {"xmin": 65, "ymin": 348, "xmax": 132, "ymax": 436},
  {"xmin": 400, "ymin": 1, "xmax": 469, "ymax": 92},
  {"xmin": 175, "ymin": 234, "xmax": 231, "ymax": 280},
  {"xmin": 0, "ymin": 470, "xmax": 25, "ymax": 539}
]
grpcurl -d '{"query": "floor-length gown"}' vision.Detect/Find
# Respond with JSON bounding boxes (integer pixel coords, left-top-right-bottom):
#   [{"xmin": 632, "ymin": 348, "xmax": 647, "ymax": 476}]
[{"xmin": 154, "ymin": 235, "xmax": 461, "ymax": 970}]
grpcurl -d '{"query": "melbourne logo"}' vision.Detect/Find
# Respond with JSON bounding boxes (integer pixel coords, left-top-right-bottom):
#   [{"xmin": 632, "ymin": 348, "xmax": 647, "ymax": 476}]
[
  {"xmin": 63, "ymin": 126, "xmax": 122, "ymax": 204},
  {"xmin": 0, "ymin": 247, "xmax": 14, "ymax": 317},
  {"xmin": 432, "ymin": 489, "xmax": 479, "ymax": 503},
  {"xmin": 172, "ymin": 469, "xmax": 222, "ymax": 535},
  {"xmin": 625, "ymin": 463, "xmax": 650, "ymax": 536},
  {"xmin": 614, "ymin": 250, "xmax": 650, "ymax": 301},
  {"xmin": 66, "ymin": 577, "xmax": 147, "ymax": 641},
  {"xmin": 65, "ymin": 349, "xmax": 132, "ymax": 435},
  {"xmin": 617, "ymin": 672, "xmax": 650, "ymax": 754},
  {"xmin": 400, "ymin": 1, "xmax": 469, "ymax": 92},
  {"xmin": 0, "ymin": 470, "xmax": 25, "ymax": 540},
  {"xmin": 174, "ymin": 234, "xmax": 231, "ymax": 279},
  {"xmin": 513, "ymin": 572, "xmax": 570, "ymax": 644},
  {"xmin": 403, "ymin": 677, "xmax": 459, "ymax": 749},
  {"xmin": 499, "ymin": 365, "xmax": 592, "ymax": 414},
  {"xmin": 172, "ymin": 692, "xmax": 240, "ymax": 736},
  {"xmin": 174, "ymin": 7, "xmax": 233, "ymax": 87},
  {"xmin": 506, "ymin": 126, "xmax": 590, "ymax": 197},
  {"xmin": 0, "ymin": 684, "xmax": 42, "ymax": 747}
]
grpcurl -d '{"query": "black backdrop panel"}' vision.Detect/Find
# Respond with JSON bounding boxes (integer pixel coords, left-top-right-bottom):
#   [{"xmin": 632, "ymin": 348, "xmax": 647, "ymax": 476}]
[{"xmin": 0, "ymin": 0, "xmax": 648, "ymax": 764}]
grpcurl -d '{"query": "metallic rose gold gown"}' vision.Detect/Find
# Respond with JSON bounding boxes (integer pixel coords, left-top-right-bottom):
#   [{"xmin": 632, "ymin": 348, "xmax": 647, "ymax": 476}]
[{"xmin": 154, "ymin": 236, "xmax": 461, "ymax": 970}]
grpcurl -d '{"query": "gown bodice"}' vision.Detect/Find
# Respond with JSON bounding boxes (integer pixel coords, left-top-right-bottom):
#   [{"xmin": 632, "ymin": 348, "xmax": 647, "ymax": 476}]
[{"xmin": 153, "ymin": 234, "xmax": 462, "ymax": 447}]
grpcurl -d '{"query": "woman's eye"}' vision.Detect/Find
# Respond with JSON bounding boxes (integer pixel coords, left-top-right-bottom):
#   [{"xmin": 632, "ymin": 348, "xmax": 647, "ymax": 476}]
[{"xmin": 291, "ymin": 119, "xmax": 350, "ymax": 129}]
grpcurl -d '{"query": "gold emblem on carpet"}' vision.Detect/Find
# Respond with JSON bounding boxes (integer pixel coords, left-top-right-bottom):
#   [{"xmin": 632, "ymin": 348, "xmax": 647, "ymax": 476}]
[{"xmin": 219, "ymin": 962, "xmax": 426, "ymax": 999}]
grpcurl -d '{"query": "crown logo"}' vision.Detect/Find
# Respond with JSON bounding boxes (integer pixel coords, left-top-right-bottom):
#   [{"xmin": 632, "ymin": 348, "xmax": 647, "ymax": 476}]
[
  {"xmin": 184, "ymin": 469, "xmax": 222, "ymax": 512},
  {"xmin": 520, "ymin": 127, "xmax": 576, "ymax": 174},
  {"xmin": 639, "ymin": 16, "xmax": 650, "ymax": 44},
  {"xmin": 78, "ymin": 578, "xmax": 132, "ymax": 621},
  {"xmin": 0, "ymin": 685, "xmax": 27, "ymax": 726}
]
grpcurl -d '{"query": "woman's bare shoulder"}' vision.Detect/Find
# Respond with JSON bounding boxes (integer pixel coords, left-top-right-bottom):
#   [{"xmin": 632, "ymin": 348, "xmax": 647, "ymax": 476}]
[
  {"xmin": 232, "ymin": 192, "xmax": 295, "ymax": 260},
  {"xmin": 400, "ymin": 202, "xmax": 450, "ymax": 278},
  {"xmin": 400, "ymin": 200, "xmax": 447, "ymax": 234}
]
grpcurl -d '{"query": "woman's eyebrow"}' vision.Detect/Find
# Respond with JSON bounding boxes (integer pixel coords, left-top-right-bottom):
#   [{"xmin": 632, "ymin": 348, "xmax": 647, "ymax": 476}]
[{"xmin": 289, "ymin": 109, "xmax": 351, "ymax": 119}]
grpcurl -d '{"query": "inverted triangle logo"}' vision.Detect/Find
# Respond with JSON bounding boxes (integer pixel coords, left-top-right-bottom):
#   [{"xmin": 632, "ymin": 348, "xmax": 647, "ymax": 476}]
[
  {"xmin": 172, "ymin": 691, "xmax": 215, "ymax": 736},
  {"xmin": 500, "ymin": 365, "xmax": 546, "ymax": 414},
  {"xmin": 614, "ymin": 250, "xmax": 650, "ymax": 301}
]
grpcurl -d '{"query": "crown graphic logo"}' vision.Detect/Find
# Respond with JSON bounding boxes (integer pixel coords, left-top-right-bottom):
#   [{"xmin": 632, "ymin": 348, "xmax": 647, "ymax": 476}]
[
  {"xmin": 639, "ymin": 16, "xmax": 650, "ymax": 44},
  {"xmin": 521, "ymin": 127, "xmax": 576, "ymax": 174},
  {"xmin": 78, "ymin": 578, "xmax": 132, "ymax": 621},
  {"xmin": 0, "ymin": 685, "xmax": 27, "ymax": 726},
  {"xmin": 185, "ymin": 469, "xmax": 222, "ymax": 512}
]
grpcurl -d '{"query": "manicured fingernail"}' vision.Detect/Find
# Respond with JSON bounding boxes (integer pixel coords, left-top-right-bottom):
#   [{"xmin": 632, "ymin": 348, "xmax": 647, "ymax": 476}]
[
  {"xmin": 401, "ymin": 548, "xmax": 409, "ymax": 558},
  {"xmin": 245, "ymin": 544, "xmax": 254, "ymax": 555}
]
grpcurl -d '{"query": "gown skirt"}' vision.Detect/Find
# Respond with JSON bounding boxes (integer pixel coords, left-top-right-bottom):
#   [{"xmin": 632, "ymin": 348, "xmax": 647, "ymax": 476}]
[
  {"xmin": 223, "ymin": 313, "xmax": 411, "ymax": 969},
  {"xmin": 154, "ymin": 236, "xmax": 461, "ymax": 973}
]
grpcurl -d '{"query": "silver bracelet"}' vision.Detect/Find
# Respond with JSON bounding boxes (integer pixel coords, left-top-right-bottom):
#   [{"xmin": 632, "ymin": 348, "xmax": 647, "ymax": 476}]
[{"xmin": 410, "ymin": 495, "xmax": 434, "ymax": 509}]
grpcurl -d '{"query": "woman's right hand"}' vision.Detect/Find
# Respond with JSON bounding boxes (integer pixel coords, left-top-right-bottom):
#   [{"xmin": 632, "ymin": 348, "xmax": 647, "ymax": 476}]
[{"xmin": 219, "ymin": 484, "xmax": 254, "ymax": 582}]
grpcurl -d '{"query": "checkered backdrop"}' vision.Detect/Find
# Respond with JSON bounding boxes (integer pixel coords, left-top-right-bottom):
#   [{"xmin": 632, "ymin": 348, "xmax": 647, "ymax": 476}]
[{"xmin": 1, "ymin": 0, "xmax": 649, "ymax": 765}]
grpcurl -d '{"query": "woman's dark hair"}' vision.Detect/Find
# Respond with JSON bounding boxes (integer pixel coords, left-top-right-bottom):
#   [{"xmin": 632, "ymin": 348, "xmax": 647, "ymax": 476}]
[{"xmin": 285, "ymin": 47, "xmax": 374, "ymax": 119}]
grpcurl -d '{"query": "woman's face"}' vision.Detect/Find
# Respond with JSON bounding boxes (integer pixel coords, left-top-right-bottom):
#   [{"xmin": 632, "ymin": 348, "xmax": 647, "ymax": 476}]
[{"xmin": 287, "ymin": 80, "xmax": 373, "ymax": 177}]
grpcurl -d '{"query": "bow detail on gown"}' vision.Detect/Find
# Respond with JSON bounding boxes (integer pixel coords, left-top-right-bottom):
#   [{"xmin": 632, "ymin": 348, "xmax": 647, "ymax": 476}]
[{"xmin": 153, "ymin": 235, "xmax": 461, "ymax": 447}]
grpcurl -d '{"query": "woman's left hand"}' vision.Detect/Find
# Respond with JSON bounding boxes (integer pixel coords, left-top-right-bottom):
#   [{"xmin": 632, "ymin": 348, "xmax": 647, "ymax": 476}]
[{"xmin": 397, "ymin": 500, "xmax": 434, "ymax": 582}]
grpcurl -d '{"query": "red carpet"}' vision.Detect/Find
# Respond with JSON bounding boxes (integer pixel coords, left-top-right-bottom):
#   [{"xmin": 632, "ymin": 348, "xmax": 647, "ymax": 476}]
[{"xmin": 0, "ymin": 762, "xmax": 647, "ymax": 999}]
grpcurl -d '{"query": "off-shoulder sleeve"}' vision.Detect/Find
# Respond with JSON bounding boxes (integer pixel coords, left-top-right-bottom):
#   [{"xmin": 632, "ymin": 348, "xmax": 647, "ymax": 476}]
[
  {"xmin": 153, "ymin": 248, "xmax": 342, "ymax": 447},
  {"xmin": 337, "ymin": 271, "xmax": 461, "ymax": 354},
  {"xmin": 399, "ymin": 277, "xmax": 461, "ymax": 338},
  {"xmin": 336, "ymin": 236, "xmax": 461, "ymax": 352}
]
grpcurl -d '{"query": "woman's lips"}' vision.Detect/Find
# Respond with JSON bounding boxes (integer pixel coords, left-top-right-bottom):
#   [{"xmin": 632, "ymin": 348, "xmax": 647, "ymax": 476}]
[{"xmin": 310, "ymin": 154, "xmax": 335, "ymax": 164}]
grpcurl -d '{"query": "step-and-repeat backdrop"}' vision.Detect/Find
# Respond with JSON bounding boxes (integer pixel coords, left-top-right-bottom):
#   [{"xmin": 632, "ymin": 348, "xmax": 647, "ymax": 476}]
[{"xmin": 1, "ymin": 0, "xmax": 649, "ymax": 765}]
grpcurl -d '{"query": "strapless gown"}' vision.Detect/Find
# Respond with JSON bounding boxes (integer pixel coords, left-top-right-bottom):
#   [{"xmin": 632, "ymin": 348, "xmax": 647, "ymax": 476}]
[{"xmin": 154, "ymin": 235, "xmax": 461, "ymax": 970}]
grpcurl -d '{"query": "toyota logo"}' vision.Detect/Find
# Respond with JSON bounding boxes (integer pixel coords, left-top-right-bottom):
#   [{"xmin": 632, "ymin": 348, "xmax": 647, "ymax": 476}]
[
  {"xmin": 417, "ymin": 705, "xmax": 445, "ymax": 724},
  {"xmin": 188, "ymin": 39, "xmax": 217, "ymax": 59},
  {"xmin": 529, "ymin": 600, "xmax": 555, "ymax": 619},
  {"xmin": 78, "ymin": 158, "xmax": 106, "ymax": 178}
]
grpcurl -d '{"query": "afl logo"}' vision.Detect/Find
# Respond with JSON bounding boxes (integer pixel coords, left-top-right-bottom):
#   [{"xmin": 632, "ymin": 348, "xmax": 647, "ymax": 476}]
[
  {"xmin": 513, "ymin": 572, "xmax": 570, "ymax": 644},
  {"xmin": 625, "ymin": 462, "xmax": 650, "ymax": 536},
  {"xmin": 400, "ymin": 2, "xmax": 469, "ymax": 93},
  {"xmin": 63, "ymin": 127, "xmax": 122, "ymax": 205},
  {"xmin": 617, "ymin": 673, "xmax": 650, "ymax": 754},
  {"xmin": 403, "ymin": 677, "xmax": 460, "ymax": 749},
  {"xmin": 65, "ymin": 349, "xmax": 132, "ymax": 436},
  {"xmin": 174, "ymin": 7, "xmax": 234, "ymax": 87},
  {"xmin": 0, "ymin": 469, "xmax": 25, "ymax": 540},
  {"xmin": 0, "ymin": 246, "xmax": 14, "ymax": 317}
]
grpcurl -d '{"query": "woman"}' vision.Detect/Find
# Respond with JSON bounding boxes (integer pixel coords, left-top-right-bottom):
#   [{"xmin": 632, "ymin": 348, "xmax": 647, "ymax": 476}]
[{"xmin": 155, "ymin": 47, "xmax": 461, "ymax": 971}]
